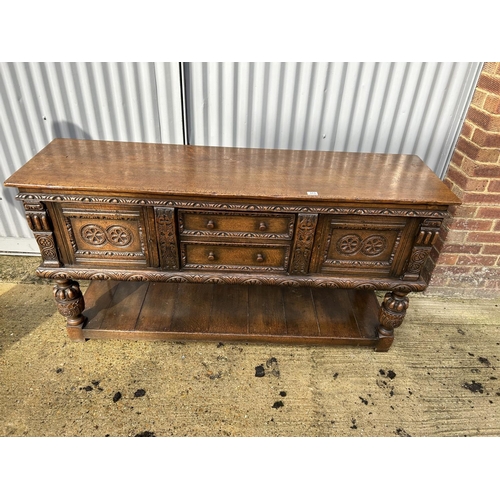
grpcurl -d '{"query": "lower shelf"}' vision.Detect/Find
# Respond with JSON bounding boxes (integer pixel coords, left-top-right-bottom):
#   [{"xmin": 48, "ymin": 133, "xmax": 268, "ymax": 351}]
[{"xmin": 80, "ymin": 280, "xmax": 384, "ymax": 348}]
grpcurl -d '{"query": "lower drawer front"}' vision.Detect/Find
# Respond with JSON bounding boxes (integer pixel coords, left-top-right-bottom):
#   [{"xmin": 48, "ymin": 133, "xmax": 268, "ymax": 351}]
[{"xmin": 181, "ymin": 243, "xmax": 289, "ymax": 271}]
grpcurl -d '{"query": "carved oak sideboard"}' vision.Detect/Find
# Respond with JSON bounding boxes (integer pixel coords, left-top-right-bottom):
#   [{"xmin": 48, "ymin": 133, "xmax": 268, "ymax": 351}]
[{"xmin": 4, "ymin": 139, "xmax": 460, "ymax": 351}]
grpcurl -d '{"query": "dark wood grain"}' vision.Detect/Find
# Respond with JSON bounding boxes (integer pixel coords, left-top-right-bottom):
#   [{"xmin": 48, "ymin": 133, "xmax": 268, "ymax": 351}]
[
  {"xmin": 84, "ymin": 280, "xmax": 119, "ymax": 330},
  {"xmin": 312, "ymin": 288, "xmax": 362, "ymax": 338},
  {"xmin": 248, "ymin": 286, "xmax": 287, "ymax": 335},
  {"xmin": 81, "ymin": 281, "xmax": 382, "ymax": 346},
  {"xmin": 348, "ymin": 289, "xmax": 380, "ymax": 338},
  {"xmin": 4, "ymin": 139, "xmax": 461, "ymax": 206},
  {"xmin": 169, "ymin": 283, "xmax": 214, "ymax": 333},
  {"xmin": 282, "ymin": 287, "xmax": 320, "ymax": 336},
  {"xmin": 5, "ymin": 139, "xmax": 460, "ymax": 350},
  {"xmin": 135, "ymin": 282, "xmax": 178, "ymax": 332},
  {"xmin": 208, "ymin": 284, "xmax": 248, "ymax": 334},
  {"xmin": 98, "ymin": 281, "xmax": 148, "ymax": 331}
]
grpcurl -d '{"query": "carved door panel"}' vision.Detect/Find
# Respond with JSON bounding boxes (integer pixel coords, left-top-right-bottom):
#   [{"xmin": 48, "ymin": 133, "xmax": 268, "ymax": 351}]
[
  {"xmin": 53, "ymin": 204, "xmax": 159, "ymax": 268},
  {"xmin": 310, "ymin": 215, "xmax": 419, "ymax": 278}
]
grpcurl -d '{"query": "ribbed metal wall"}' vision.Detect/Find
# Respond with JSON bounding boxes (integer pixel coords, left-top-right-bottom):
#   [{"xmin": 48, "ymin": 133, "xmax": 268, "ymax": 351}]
[
  {"xmin": 1, "ymin": 62, "xmax": 482, "ymax": 254},
  {"xmin": 0, "ymin": 62, "xmax": 183, "ymax": 253},
  {"xmin": 185, "ymin": 62, "xmax": 482, "ymax": 177}
]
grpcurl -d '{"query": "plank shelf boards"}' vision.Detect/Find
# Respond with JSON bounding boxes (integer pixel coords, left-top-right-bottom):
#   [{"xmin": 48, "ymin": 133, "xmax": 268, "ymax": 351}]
[{"xmin": 81, "ymin": 281, "xmax": 381, "ymax": 346}]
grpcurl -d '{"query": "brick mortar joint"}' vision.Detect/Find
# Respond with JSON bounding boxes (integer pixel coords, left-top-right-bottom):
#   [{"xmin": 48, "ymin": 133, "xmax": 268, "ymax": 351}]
[
  {"xmin": 448, "ymin": 167, "xmax": 494, "ymax": 182},
  {"xmin": 467, "ymin": 104, "xmax": 500, "ymax": 120},
  {"xmin": 457, "ymin": 135, "xmax": 500, "ymax": 151}
]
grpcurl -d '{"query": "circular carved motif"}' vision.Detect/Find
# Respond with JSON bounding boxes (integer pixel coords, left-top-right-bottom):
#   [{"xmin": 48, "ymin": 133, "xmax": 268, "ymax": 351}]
[
  {"xmin": 37, "ymin": 236, "xmax": 53, "ymax": 248},
  {"xmin": 337, "ymin": 234, "xmax": 362, "ymax": 254},
  {"xmin": 81, "ymin": 224, "xmax": 106, "ymax": 245},
  {"xmin": 361, "ymin": 235, "xmax": 387, "ymax": 256},
  {"xmin": 106, "ymin": 226, "xmax": 133, "ymax": 246},
  {"xmin": 408, "ymin": 249, "xmax": 429, "ymax": 272},
  {"xmin": 412, "ymin": 249, "xmax": 428, "ymax": 262}
]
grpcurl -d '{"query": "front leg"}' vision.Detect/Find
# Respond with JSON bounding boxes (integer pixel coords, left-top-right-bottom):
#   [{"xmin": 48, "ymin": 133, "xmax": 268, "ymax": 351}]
[
  {"xmin": 53, "ymin": 279, "xmax": 87, "ymax": 341},
  {"xmin": 376, "ymin": 291, "xmax": 409, "ymax": 352}
]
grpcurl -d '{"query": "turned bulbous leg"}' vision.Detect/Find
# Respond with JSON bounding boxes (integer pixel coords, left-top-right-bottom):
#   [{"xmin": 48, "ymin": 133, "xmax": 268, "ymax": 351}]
[
  {"xmin": 53, "ymin": 279, "xmax": 86, "ymax": 341},
  {"xmin": 376, "ymin": 291, "xmax": 409, "ymax": 352}
]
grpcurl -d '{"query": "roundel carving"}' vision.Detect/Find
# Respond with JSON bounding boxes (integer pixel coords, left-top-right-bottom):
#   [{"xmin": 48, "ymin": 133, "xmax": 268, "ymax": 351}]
[
  {"xmin": 361, "ymin": 235, "xmax": 387, "ymax": 256},
  {"xmin": 337, "ymin": 234, "xmax": 387, "ymax": 257},
  {"xmin": 80, "ymin": 224, "xmax": 133, "ymax": 247},
  {"xmin": 81, "ymin": 224, "xmax": 106, "ymax": 245},
  {"xmin": 337, "ymin": 234, "xmax": 362, "ymax": 255},
  {"xmin": 106, "ymin": 225, "xmax": 133, "ymax": 246}
]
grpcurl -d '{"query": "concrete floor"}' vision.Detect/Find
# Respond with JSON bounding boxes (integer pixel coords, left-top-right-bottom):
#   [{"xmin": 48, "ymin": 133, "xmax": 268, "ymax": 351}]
[{"xmin": 1, "ymin": 256, "xmax": 499, "ymax": 437}]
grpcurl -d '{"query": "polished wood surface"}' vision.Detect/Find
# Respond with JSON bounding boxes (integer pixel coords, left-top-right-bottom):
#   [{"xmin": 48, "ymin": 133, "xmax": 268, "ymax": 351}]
[
  {"xmin": 5, "ymin": 139, "xmax": 461, "ymax": 206},
  {"xmin": 82, "ymin": 281, "xmax": 381, "ymax": 346},
  {"xmin": 4, "ymin": 139, "xmax": 460, "ymax": 350}
]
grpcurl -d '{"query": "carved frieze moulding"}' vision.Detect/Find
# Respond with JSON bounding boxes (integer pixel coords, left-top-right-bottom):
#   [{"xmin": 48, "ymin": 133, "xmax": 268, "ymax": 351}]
[
  {"xmin": 36, "ymin": 266, "xmax": 427, "ymax": 293},
  {"xmin": 16, "ymin": 193, "xmax": 448, "ymax": 218}
]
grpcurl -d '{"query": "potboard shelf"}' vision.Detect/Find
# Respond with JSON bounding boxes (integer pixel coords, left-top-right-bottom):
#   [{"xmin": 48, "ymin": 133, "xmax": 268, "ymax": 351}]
[{"xmin": 80, "ymin": 280, "xmax": 381, "ymax": 346}]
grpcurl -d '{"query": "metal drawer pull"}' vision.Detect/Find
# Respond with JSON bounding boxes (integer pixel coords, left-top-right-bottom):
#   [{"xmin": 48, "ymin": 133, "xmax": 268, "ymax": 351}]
[
  {"xmin": 208, "ymin": 251, "xmax": 216, "ymax": 261},
  {"xmin": 256, "ymin": 253, "xmax": 264, "ymax": 263},
  {"xmin": 207, "ymin": 220, "xmax": 215, "ymax": 229},
  {"xmin": 259, "ymin": 222, "xmax": 267, "ymax": 231}
]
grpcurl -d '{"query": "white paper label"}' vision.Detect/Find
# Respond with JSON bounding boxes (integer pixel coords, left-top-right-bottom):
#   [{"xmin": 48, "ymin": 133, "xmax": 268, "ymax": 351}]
[{"xmin": 307, "ymin": 191, "xmax": 318, "ymax": 196}]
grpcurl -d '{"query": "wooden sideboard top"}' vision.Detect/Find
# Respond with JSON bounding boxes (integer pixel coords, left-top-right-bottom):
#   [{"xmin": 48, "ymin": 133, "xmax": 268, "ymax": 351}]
[{"xmin": 5, "ymin": 138, "xmax": 460, "ymax": 206}]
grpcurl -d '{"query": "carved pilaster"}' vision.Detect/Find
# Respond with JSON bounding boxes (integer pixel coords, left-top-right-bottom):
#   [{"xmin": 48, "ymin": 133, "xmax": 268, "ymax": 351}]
[
  {"xmin": 376, "ymin": 291, "xmax": 409, "ymax": 351},
  {"xmin": 403, "ymin": 219, "xmax": 442, "ymax": 281},
  {"xmin": 290, "ymin": 214, "xmax": 318, "ymax": 274},
  {"xmin": 53, "ymin": 279, "xmax": 86, "ymax": 341},
  {"xmin": 155, "ymin": 207, "xmax": 179, "ymax": 270},
  {"xmin": 23, "ymin": 201, "xmax": 61, "ymax": 267}
]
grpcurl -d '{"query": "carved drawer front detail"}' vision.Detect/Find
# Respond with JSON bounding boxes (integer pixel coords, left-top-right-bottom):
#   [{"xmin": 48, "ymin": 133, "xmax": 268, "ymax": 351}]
[
  {"xmin": 403, "ymin": 218, "xmax": 443, "ymax": 281},
  {"xmin": 312, "ymin": 215, "xmax": 414, "ymax": 277},
  {"xmin": 23, "ymin": 201, "xmax": 61, "ymax": 267},
  {"xmin": 180, "ymin": 242, "xmax": 290, "ymax": 272},
  {"xmin": 60, "ymin": 206, "xmax": 151, "ymax": 267},
  {"xmin": 178, "ymin": 210, "xmax": 294, "ymax": 240},
  {"xmin": 289, "ymin": 213, "xmax": 318, "ymax": 275},
  {"xmin": 80, "ymin": 224, "xmax": 133, "ymax": 246},
  {"xmin": 154, "ymin": 207, "xmax": 180, "ymax": 270}
]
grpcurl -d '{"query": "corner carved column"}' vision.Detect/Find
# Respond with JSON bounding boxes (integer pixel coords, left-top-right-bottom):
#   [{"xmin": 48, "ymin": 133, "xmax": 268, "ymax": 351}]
[
  {"xmin": 23, "ymin": 201, "xmax": 61, "ymax": 267},
  {"xmin": 376, "ymin": 291, "xmax": 409, "ymax": 352},
  {"xmin": 403, "ymin": 219, "xmax": 442, "ymax": 280},
  {"xmin": 53, "ymin": 279, "xmax": 86, "ymax": 341}
]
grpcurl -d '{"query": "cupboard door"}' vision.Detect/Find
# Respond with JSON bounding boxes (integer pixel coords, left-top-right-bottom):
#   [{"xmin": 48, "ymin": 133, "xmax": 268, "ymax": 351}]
[
  {"xmin": 310, "ymin": 215, "xmax": 419, "ymax": 278},
  {"xmin": 56, "ymin": 204, "xmax": 158, "ymax": 269}
]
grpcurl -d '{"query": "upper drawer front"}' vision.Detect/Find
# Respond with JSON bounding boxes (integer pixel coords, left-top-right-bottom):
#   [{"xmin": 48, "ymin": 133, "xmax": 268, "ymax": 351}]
[{"xmin": 178, "ymin": 210, "xmax": 294, "ymax": 239}]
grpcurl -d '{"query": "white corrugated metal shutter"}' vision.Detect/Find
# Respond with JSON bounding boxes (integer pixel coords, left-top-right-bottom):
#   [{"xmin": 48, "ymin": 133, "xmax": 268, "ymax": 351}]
[
  {"xmin": 1, "ymin": 61, "xmax": 481, "ymax": 254},
  {"xmin": 0, "ymin": 62, "xmax": 183, "ymax": 254},
  {"xmin": 184, "ymin": 62, "xmax": 481, "ymax": 177}
]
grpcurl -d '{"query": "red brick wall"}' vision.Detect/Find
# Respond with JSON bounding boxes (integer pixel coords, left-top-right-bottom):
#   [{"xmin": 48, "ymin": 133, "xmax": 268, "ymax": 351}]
[{"xmin": 428, "ymin": 62, "xmax": 500, "ymax": 298}]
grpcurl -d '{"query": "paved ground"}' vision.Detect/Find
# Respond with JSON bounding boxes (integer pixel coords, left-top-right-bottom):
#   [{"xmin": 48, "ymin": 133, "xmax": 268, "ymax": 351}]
[{"xmin": 1, "ymin": 256, "xmax": 499, "ymax": 436}]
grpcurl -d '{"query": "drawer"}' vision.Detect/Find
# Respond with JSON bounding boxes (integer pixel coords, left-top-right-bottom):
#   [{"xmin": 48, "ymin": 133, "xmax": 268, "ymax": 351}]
[
  {"xmin": 180, "ymin": 242, "xmax": 290, "ymax": 272},
  {"xmin": 178, "ymin": 210, "xmax": 294, "ymax": 239}
]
